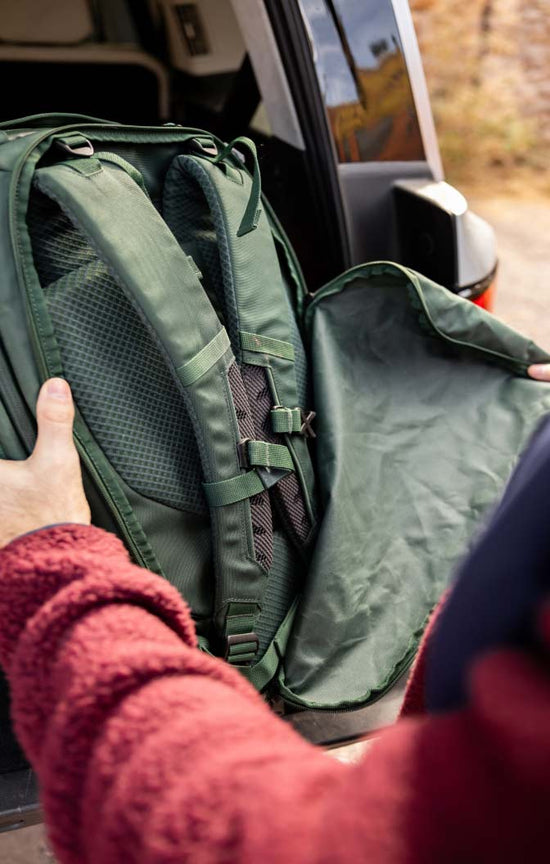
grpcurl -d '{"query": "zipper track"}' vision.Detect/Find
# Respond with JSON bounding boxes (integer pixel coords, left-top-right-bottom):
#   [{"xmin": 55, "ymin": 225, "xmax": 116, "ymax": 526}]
[
  {"xmin": 306, "ymin": 261, "xmax": 534, "ymax": 374},
  {"xmin": 8, "ymin": 122, "xmax": 217, "ymax": 566},
  {"xmin": 280, "ymin": 647, "xmax": 416, "ymax": 713}
]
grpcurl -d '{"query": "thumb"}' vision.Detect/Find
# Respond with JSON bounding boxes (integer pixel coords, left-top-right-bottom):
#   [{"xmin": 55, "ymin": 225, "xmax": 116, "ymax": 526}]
[
  {"xmin": 528, "ymin": 364, "xmax": 550, "ymax": 382},
  {"xmin": 32, "ymin": 378, "xmax": 76, "ymax": 465}
]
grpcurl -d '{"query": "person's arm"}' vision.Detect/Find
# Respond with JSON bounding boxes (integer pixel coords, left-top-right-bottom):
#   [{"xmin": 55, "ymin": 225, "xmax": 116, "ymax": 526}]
[
  {"xmin": 1, "ymin": 380, "xmax": 550, "ymax": 864},
  {"xmin": 3, "ymin": 524, "xmax": 550, "ymax": 864}
]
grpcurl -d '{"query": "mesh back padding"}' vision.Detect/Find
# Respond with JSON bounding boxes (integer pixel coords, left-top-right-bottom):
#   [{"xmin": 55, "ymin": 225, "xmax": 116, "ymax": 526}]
[
  {"xmin": 227, "ymin": 361, "xmax": 273, "ymax": 570},
  {"xmin": 242, "ymin": 364, "xmax": 311, "ymax": 545},
  {"xmin": 27, "ymin": 187, "xmax": 207, "ymax": 515},
  {"xmin": 163, "ymin": 158, "xmax": 230, "ymax": 328},
  {"xmin": 27, "ymin": 185, "xmax": 96, "ymax": 282}
]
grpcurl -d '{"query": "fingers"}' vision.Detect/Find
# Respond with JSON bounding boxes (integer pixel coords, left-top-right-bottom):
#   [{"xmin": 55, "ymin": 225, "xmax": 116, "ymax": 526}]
[
  {"xmin": 32, "ymin": 378, "xmax": 77, "ymax": 465},
  {"xmin": 528, "ymin": 364, "xmax": 550, "ymax": 382}
]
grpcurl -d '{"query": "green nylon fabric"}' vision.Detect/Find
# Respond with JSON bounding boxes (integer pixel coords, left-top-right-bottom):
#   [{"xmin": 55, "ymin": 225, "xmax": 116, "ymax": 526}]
[
  {"xmin": 271, "ymin": 407, "xmax": 303, "ymax": 434},
  {"xmin": 203, "ymin": 469, "xmax": 265, "ymax": 507},
  {"xmin": 213, "ymin": 136, "xmax": 262, "ymax": 236},
  {"xmin": 279, "ymin": 262, "xmax": 550, "ymax": 710},
  {"xmin": 33, "ymin": 161, "xmax": 221, "ymax": 365},
  {"xmin": 94, "ymin": 151, "xmax": 149, "ymax": 194},
  {"xmin": 161, "ymin": 147, "xmax": 316, "ymax": 644},
  {"xmin": 240, "ymin": 330, "xmax": 295, "ymax": 361},
  {"xmin": 246, "ymin": 440, "xmax": 294, "ymax": 470},
  {"xmin": 177, "ymin": 328, "xmax": 231, "ymax": 386},
  {"xmin": 183, "ymin": 354, "xmax": 267, "ymax": 634},
  {"xmin": 0, "ymin": 398, "xmax": 27, "ymax": 460}
]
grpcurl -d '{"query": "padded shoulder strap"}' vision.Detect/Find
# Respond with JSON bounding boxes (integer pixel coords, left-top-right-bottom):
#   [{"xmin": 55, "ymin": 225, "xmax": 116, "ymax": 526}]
[
  {"xmin": 33, "ymin": 156, "xmax": 285, "ymax": 658},
  {"xmin": 166, "ymin": 145, "xmax": 317, "ymax": 546},
  {"xmin": 35, "ymin": 158, "xmax": 219, "ymax": 363}
]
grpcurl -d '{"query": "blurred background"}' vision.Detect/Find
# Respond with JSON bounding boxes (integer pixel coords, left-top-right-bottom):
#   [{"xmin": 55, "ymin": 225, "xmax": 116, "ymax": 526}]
[{"xmin": 411, "ymin": 0, "xmax": 550, "ymax": 346}]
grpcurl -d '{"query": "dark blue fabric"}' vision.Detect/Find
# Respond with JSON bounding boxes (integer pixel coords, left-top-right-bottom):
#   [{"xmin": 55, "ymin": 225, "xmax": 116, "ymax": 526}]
[{"xmin": 426, "ymin": 415, "xmax": 550, "ymax": 712}]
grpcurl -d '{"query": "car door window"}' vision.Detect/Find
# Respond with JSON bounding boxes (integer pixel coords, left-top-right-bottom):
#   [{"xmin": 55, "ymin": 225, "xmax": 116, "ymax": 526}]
[{"xmin": 299, "ymin": 0, "xmax": 425, "ymax": 162}]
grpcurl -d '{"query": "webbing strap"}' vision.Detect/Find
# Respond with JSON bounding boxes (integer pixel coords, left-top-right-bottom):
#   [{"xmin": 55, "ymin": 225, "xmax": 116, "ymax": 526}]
[
  {"xmin": 270, "ymin": 407, "xmax": 302, "ymax": 434},
  {"xmin": 177, "ymin": 328, "xmax": 231, "ymax": 386},
  {"xmin": 245, "ymin": 440, "xmax": 294, "ymax": 471},
  {"xmin": 240, "ymin": 597, "xmax": 299, "ymax": 688},
  {"xmin": 240, "ymin": 330, "xmax": 295, "ymax": 361},
  {"xmin": 96, "ymin": 152, "xmax": 149, "ymax": 195},
  {"xmin": 203, "ymin": 470, "xmax": 265, "ymax": 507}
]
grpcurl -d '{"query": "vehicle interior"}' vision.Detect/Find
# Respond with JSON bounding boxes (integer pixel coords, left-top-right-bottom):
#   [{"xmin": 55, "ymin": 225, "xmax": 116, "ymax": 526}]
[{"xmin": 0, "ymin": 0, "xmax": 342, "ymax": 288}]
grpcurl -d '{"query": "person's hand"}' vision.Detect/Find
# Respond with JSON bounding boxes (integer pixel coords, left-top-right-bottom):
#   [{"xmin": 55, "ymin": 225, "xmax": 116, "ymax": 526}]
[
  {"xmin": 528, "ymin": 364, "xmax": 550, "ymax": 382},
  {"xmin": 0, "ymin": 378, "xmax": 90, "ymax": 548}
]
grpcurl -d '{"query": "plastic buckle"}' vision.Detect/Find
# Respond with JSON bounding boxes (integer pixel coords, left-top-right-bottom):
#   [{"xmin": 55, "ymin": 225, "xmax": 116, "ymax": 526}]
[
  {"xmin": 190, "ymin": 137, "xmax": 218, "ymax": 158},
  {"xmin": 300, "ymin": 410, "xmax": 317, "ymax": 438},
  {"xmin": 56, "ymin": 137, "xmax": 94, "ymax": 158},
  {"xmin": 237, "ymin": 438, "xmax": 251, "ymax": 469},
  {"xmin": 225, "ymin": 632, "xmax": 259, "ymax": 664}
]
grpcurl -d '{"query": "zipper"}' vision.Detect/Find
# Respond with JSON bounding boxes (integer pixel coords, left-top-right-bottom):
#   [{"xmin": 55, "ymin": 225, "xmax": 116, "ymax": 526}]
[
  {"xmin": 0, "ymin": 340, "xmax": 36, "ymax": 454},
  {"xmin": 306, "ymin": 261, "xmax": 531, "ymax": 374},
  {"xmin": 8, "ymin": 122, "xmax": 213, "ymax": 567},
  {"xmin": 280, "ymin": 648, "xmax": 416, "ymax": 713}
]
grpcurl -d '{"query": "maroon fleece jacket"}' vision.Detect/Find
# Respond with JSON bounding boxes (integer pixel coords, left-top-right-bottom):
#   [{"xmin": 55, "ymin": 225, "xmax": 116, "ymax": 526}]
[{"xmin": 0, "ymin": 524, "xmax": 549, "ymax": 864}]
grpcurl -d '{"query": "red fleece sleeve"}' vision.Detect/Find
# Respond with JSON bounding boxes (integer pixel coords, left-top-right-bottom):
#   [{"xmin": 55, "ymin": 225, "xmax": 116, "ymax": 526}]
[{"xmin": 1, "ymin": 525, "xmax": 550, "ymax": 864}]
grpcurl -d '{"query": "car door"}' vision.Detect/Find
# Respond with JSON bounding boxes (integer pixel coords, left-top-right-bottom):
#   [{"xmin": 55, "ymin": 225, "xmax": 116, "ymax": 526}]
[{"xmin": 234, "ymin": 0, "xmax": 496, "ymax": 303}]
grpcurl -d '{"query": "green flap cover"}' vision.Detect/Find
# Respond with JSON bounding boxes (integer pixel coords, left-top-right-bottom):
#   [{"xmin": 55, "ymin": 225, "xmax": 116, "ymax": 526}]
[{"xmin": 279, "ymin": 262, "xmax": 550, "ymax": 710}]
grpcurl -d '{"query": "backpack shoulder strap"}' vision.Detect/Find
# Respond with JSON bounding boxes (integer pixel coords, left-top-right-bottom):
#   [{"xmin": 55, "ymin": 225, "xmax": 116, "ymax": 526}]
[
  {"xmin": 164, "ymin": 140, "xmax": 317, "ymax": 548},
  {"xmin": 33, "ymin": 154, "xmax": 293, "ymax": 663}
]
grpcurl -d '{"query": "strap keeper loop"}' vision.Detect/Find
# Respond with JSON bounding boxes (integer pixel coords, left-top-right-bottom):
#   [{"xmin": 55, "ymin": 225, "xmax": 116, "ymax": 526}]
[{"xmin": 225, "ymin": 632, "xmax": 259, "ymax": 665}]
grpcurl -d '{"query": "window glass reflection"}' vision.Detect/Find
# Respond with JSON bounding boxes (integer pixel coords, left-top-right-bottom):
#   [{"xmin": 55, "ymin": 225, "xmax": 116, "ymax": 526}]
[{"xmin": 299, "ymin": 0, "xmax": 425, "ymax": 163}]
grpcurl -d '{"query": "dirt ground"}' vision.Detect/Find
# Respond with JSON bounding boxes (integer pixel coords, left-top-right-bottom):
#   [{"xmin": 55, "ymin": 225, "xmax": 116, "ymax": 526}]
[
  {"xmin": 1, "ymin": 195, "xmax": 549, "ymax": 863},
  {"xmin": 471, "ymin": 195, "xmax": 550, "ymax": 350}
]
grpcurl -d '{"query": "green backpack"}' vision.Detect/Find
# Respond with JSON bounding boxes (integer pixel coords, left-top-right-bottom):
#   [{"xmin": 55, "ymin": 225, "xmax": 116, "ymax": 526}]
[{"xmin": 1, "ymin": 113, "xmax": 550, "ymax": 716}]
